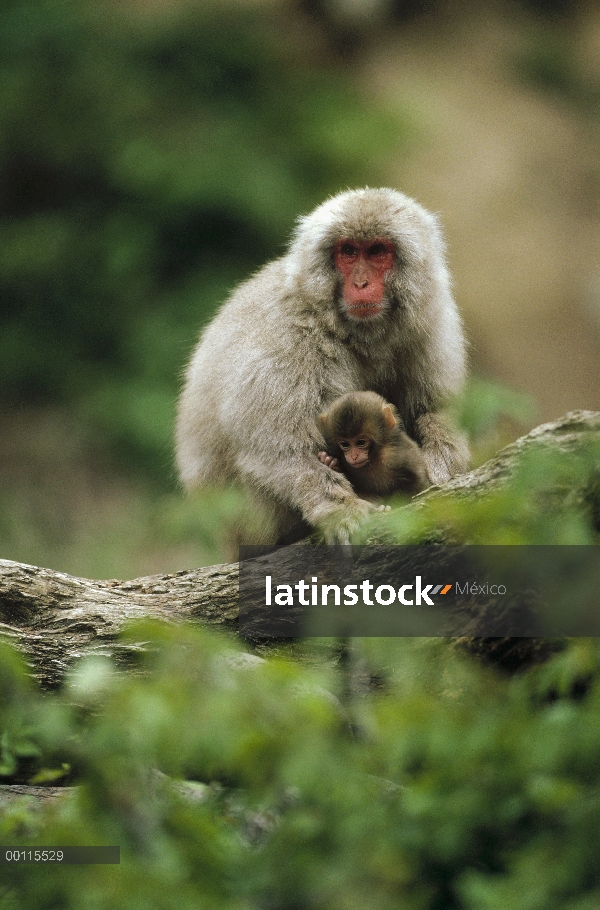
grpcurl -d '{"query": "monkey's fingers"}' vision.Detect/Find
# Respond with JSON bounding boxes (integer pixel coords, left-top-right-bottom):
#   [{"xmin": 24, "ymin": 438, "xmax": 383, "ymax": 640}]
[{"xmin": 318, "ymin": 452, "xmax": 341, "ymax": 472}]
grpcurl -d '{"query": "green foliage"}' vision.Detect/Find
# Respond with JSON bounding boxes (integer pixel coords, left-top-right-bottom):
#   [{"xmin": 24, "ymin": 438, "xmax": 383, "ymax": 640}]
[
  {"xmin": 457, "ymin": 377, "xmax": 534, "ymax": 441},
  {"xmin": 0, "ymin": 0, "xmax": 404, "ymax": 482},
  {"xmin": 454, "ymin": 375, "xmax": 536, "ymax": 467},
  {"xmin": 2, "ymin": 630, "xmax": 600, "ymax": 907}
]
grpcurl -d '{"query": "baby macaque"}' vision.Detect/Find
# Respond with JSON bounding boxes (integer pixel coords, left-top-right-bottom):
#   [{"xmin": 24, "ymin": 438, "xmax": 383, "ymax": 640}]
[{"xmin": 318, "ymin": 392, "xmax": 428, "ymax": 497}]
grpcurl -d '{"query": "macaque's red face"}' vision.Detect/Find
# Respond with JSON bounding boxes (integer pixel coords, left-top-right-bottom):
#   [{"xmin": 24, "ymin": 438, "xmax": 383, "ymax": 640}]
[
  {"xmin": 334, "ymin": 238, "xmax": 396, "ymax": 319},
  {"xmin": 338, "ymin": 435, "xmax": 371, "ymax": 469}
]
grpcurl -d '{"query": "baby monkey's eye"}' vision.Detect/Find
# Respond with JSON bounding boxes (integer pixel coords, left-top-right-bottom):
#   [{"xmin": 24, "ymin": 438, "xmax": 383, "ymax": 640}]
[
  {"xmin": 356, "ymin": 438, "xmax": 369, "ymax": 448},
  {"xmin": 339, "ymin": 441, "xmax": 350, "ymax": 450}
]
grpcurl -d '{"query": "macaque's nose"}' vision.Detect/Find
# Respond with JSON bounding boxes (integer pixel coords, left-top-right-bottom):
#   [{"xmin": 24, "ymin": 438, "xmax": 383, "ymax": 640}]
[{"xmin": 353, "ymin": 262, "xmax": 369, "ymax": 288}]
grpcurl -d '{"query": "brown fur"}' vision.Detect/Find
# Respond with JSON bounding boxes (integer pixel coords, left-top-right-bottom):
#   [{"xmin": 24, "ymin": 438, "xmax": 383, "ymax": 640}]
[{"xmin": 319, "ymin": 392, "xmax": 428, "ymax": 496}]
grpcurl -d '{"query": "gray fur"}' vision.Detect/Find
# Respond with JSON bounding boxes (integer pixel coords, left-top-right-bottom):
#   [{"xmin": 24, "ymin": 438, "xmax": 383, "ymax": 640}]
[{"xmin": 176, "ymin": 188, "xmax": 468, "ymax": 544}]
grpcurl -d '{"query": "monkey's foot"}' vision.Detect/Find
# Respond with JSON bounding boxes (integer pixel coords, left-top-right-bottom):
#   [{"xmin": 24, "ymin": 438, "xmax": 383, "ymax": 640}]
[{"xmin": 318, "ymin": 451, "xmax": 341, "ymax": 472}]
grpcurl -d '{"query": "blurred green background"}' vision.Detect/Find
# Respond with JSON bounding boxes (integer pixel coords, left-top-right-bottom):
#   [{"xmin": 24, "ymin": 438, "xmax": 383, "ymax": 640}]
[{"xmin": 0, "ymin": 0, "xmax": 599, "ymax": 577}]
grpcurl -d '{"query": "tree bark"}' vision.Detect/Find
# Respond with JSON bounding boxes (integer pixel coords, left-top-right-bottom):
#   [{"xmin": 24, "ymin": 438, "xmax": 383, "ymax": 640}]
[
  {"xmin": 0, "ymin": 559, "xmax": 239, "ymax": 688},
  {"xmin": 1, "ymin": 410, "xmax": 598, "ymax": 688}
]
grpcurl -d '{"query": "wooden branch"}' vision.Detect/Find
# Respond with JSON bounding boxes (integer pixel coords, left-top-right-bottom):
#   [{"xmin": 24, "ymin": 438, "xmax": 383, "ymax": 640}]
[{"xmin": 1, "ymin": 410, "xmax": 598, "ymax": 688}]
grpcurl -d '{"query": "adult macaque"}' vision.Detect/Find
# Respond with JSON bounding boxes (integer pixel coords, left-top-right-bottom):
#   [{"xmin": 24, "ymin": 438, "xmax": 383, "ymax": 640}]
[
  {"xmin": 176, "ymin": 188, "xmax": 468, "ymax": 544},
  {"xmin": 318, "ymin": 392, "xmax": 428, "ymax": 496}
]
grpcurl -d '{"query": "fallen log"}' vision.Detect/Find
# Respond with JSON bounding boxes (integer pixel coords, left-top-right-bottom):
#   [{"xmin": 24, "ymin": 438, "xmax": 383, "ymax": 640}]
[
  {"xmin": 0, "ymin": 410, "xmax": 598, "ymax": 688},
  {"xmin": 0, "ymin": 559, "xmax": 238, "ymax": 688}
]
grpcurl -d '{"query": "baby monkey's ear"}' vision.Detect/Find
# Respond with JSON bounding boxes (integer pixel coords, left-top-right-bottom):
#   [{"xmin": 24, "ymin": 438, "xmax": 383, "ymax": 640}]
[
  {"xmin": 318, "ymin": 413, "xmax": 327, "ymax": 429},
  {"xmin": 381, "ymin": 404, "xmax": 397, "ymax": 429}
]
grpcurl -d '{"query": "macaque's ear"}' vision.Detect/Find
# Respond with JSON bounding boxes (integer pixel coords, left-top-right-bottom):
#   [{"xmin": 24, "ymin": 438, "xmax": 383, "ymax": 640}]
[
  {"xmin": 381, "ymin": 405, "xmax": 397, "ymax": 429},
  {"xmin": 318, "ymin": 413, "xmax": 327, "ymax": 429}
]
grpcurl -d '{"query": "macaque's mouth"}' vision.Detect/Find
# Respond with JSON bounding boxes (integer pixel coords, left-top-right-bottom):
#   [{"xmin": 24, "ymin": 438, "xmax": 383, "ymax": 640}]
[
  {"xmin": 348, "ymin": 458, "xmax": 369, "ymax": 468},
  {"xmin": 346, "ymin": 303, "xmax": 385, "ymax": 319}
]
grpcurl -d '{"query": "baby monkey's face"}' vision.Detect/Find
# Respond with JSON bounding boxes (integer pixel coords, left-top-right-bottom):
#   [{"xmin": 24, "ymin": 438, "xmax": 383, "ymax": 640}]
[{"xmin": 337, "ymin": 435, "xmax": 371, "ymax": 468}]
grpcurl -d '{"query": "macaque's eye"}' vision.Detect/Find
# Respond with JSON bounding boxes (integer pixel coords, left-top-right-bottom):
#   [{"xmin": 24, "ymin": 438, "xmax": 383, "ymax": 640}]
[
  {"xmin": 339, "ymin": 441, "xmax": 350, "ymax": 450},
  {"xmin": 367, "ymin": 243, "xmax": 387, "ymax": 257},
  {"xmin": 340, "ymin": 244, "xmax": 358, "ymax": 257},
  {"xmin": 356, "ymin": 438, "xmax": 369, "ymax": 448}
]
